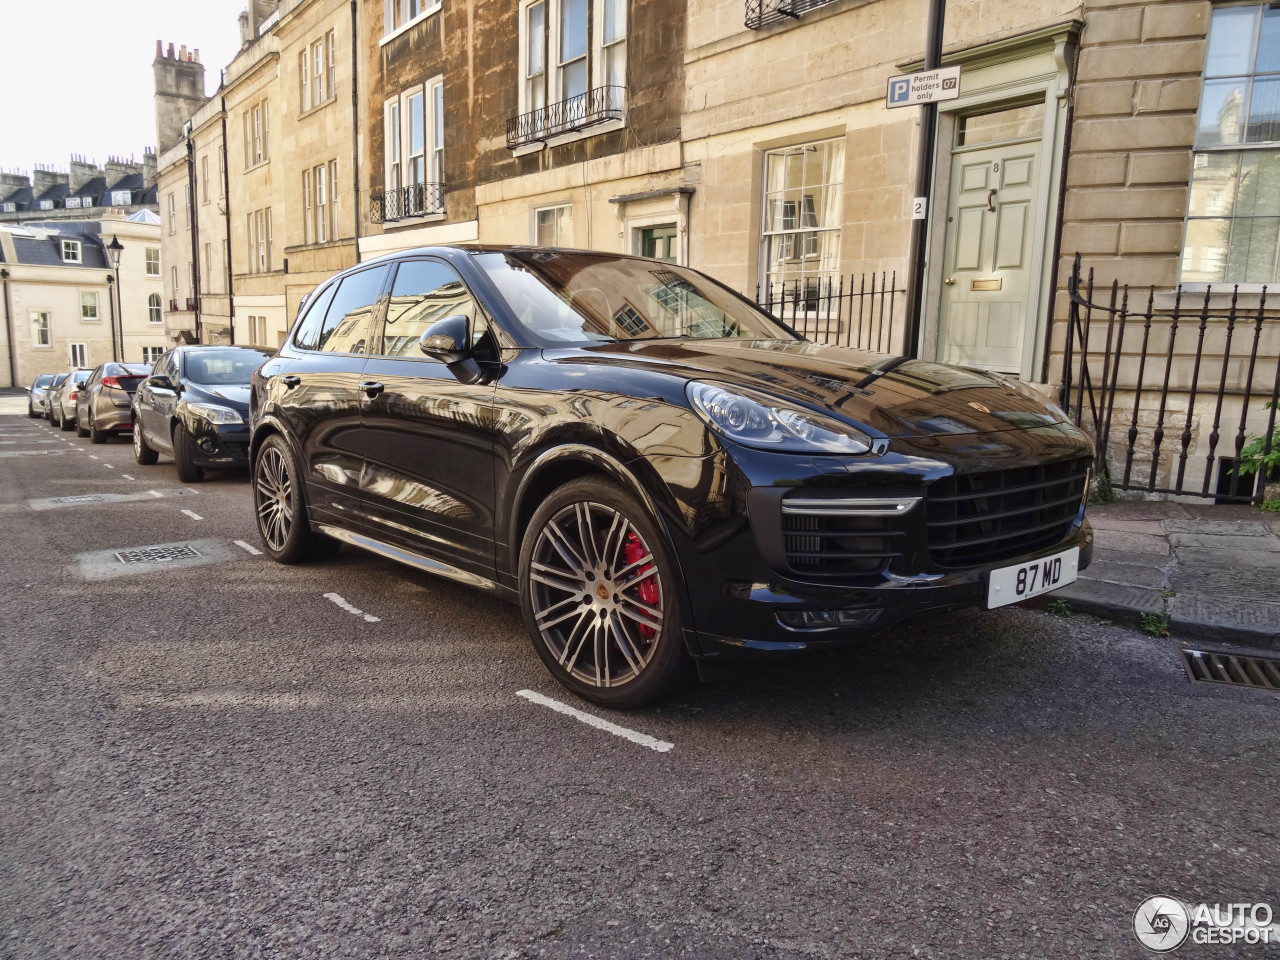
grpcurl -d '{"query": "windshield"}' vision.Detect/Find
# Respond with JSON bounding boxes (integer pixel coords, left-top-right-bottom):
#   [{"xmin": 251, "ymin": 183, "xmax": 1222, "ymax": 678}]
[
  {"xmin": 34, "ymin": 375, "xmax": 53, "ymax": 387},
  {"xmin": 472, "ymin": 252, "xmax": 795, "ymax": 346},
  {"xmin": 51, "ymin": 374, "xmax": 69, "ymax": 387},
  {"xmin": 72, "ymin": 371, "xmax": 90, "ymax": 385},
  {"xmin": 183, "ymin": 348, "xmax": 272, "ymax": 385}
]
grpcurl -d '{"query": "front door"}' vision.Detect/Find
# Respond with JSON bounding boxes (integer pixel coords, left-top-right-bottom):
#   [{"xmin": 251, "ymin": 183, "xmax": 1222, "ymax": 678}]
[{"xmin": 939, "ymin": 102, "xmax": 1044, "ymax": 373}]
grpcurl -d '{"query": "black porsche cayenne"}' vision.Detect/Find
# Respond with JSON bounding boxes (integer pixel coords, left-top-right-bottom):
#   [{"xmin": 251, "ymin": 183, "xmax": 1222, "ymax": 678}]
[{"xmin": 250, "ymin": 246, "xmax": 1094, "ymax": 707}]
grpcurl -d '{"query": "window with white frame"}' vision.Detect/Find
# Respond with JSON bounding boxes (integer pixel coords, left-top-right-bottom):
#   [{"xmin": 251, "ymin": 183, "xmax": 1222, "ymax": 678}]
[
  {"xmin": 218, "ymin": 147, "xmax": 226, "ymax": 197},
  {"xmin": 245, "ymin": 100, "xmax": 269, "ymax": 168},
  {"xmin": 168, "ymin": 194, "xmax": 176, "ymax": 233},
  {"xmin": 111, "ymin": 189, "xmax": 131, "ymax": 206},
  {"xmin": 300, "ymin": 50, "xmax": 310, "ymax": 110},
  {"xmin": 202, "ymin": 156, "xmax": 210, "ymax": 203},
  {"xmin": 185, "ymin": 183, "xmax": 191, "ymax": 226},
  {"xmin": 31, "ymin": 311, "xmax": 50, "ymax": 347},
  {"xmin": 1, "ymin": 202, "xmax": 15, "ymax": 212},
  {"xmin": 143, "ymin": 345, "xmax": 164, "ymax": 364},
  {"xmin": 1181, "ymin": 3, "xmax": 1280, "ymax": 284},
  {"xmin": 759, "ymin": 138, "xmax": 844, "ymax": 300},
  {"xmin": 146, "ymin": 247, "xmax": 160, "ymax": 277},
  {"xmin": 516, "ymin": 0, "xmax": 626, "ymax": 136},
  {"xmin": 82, "ymin": 197, "xmax": 94, "ymax": 208},
  {"xmin": 172, "ymin": 266, "xmax": 179, "ymax": 301},
  {"xmin": 66, "ymin": 197, "xmax": 82, "ymax": 209},
  {"xmin": 247, "ymin": 208, "xmax": 273, "ymax": 273},
  {"xmin": 315, "ymin": 163, "xmax": 328, "ymax": 242},
  {"xmin": 205, "ymin": 243, "xmax": 214, "ymax": 291},
  {"xmin": 39, "ymin": 200, "xmax": 53, "ymax": 210},
  {"xmin": 534, "ymin": 204, "xmax": 572, "ymax": 245},
  {"xmin": 69, "ymin": 343, "xmax": 87, "ymax": 368},
  {"xmin": 80, "ymin": 291, "xmax": 99, "ymax": 321},
  {"xmin": 383, "ymin": 0, "xmax": 441, "ymax": 37},
  {"xmin": 62, "ymin": 239, "xmax": 81, "ymax": 263},
  {"xmin": 148, "ymin": 294, "xmax": 163, "ymax": 325},
  {"xmin": 383, "ymin": 79, "xmax": 444, "ymax": 215}
]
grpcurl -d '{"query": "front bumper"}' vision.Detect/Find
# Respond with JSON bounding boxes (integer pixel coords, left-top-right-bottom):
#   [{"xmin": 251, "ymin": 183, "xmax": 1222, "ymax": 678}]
[{"xmin": 187, "ymin": 419, "xmax": 251, "ymax": 468}]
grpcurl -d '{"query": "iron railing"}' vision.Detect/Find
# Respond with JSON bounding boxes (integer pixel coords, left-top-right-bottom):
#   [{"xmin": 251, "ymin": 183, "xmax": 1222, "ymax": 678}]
[
  {"xmin": 370, "ymin": 183, "xmax": 445, "ymax": 223},
  {"xmin": 185, "ymin": 297, "xmax": 197, "ymax": 311},
  {"xmin": 168, "ymin": 299, "xmax": 178, "ymax": 312},
  {"xmin": 1060, "ymin": 254, "xmax": 1280, "ymax": 504},
  {"xmin": 745, "ymin": 0, "xmax": 840, "ymax": 29},
  {"xmin": 754, "ymin": 272, "xmax": 905, "ymax": 353},
  {"xmin": 506, "ymin": 86, "xmax": 625, "ymax": 149}
]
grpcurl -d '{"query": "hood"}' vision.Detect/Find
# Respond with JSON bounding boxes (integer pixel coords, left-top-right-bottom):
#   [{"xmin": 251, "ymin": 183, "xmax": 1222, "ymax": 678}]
[
  {"xmin": 189, "ymin": 383, "xmax": 251, "ymax": 410},
  {"xmin": 560, "ymin": 339, "xmax": 1069, "ymax": 438}
]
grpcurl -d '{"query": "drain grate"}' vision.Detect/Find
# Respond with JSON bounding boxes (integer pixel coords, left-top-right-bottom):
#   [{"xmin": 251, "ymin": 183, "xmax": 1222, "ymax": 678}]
[
  {"xmin": 1181, "ymin": 649, "xmax": 1280, "ymax": 691},
  {"xmin": 115, "ymin": 544, "xmax": 203, "ymax": 565},
  {"xmin": 54, "ymin": 495, "xmax": 111, "ymax": 504}
]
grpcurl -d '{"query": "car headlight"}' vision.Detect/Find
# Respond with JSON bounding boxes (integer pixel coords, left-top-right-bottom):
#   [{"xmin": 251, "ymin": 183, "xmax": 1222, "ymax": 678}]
[
  {"xmin": 184, "ymin": 402, "xmax": 243, "ymax": 424},
  {"xmin": 686, "ymin": 381, "xmax": 876, "ymax": 455}
]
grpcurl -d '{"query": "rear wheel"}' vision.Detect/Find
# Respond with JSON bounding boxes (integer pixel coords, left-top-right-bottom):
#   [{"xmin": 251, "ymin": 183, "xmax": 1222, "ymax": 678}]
[
  {"xmin": 77, "ymin": 415, "xmax": 90, "ymax": 438},
  {"xmin": 132, "ymin": 417, "xmax": 158, "ymax": 465},
  {"xmin": 518, "ymin": 477, "xmax": 693, "ymax": 708},
  {"xmin": 89, "ymin": 417, "xmax": 108, "ymax": 444},
  {"xmin": 252, "ymin": 434, "xmax": 339, "ymax": 563},
  {"xmin": 172, "ymin": 422, "xmax": 204, "ymax": 482}
]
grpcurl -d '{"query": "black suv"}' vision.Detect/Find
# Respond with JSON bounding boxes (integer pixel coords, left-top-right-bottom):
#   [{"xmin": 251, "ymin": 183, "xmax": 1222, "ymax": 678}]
[{"xmin": 250, "ymin": 246, "xmax": 1094, "ymax": 706}]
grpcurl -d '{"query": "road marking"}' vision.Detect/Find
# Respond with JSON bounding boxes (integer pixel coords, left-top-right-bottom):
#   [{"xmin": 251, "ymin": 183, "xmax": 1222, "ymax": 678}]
[
  {"xmin": 181, "ymin": 509, "xmax": 203, "ymax": 520},
  {"xmin": 104, "ymin": 464, "xmax": 114, "ymax": 469},
  {"xmin": 88, "ymin": 455, "xmax": 99, "ymax": 460},
  {"xmin": 121, "ymin": 474, "xmax": 134, "ymax": 481},
  {"xmin": 149, "ymin": 490, "xmax": 163, "ymax": 498},
  {"xmin": 233, "ymin": 539, "xmax": 262, "ymax": 556},
  {"xmin": 516, "ymin": 689, "xmax": 674, "ymax": 753},
  {"xmin": 323, "ymin": 592, "xmax": 381, "ymax": 623}
]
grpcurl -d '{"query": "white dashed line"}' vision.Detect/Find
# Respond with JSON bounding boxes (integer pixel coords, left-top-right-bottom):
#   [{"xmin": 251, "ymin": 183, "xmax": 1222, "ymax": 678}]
[
  {"xmin": 88, "ymin": 455, "xmax": 99, "ymax": 460},
  {"xmin": 233, "ymin": 539, "xmax": 262, "ymax": 556},
  {"xmin": 323, "ymin": 592, "xmax": 381, "ymax": 623},
  {"xmin": 121, "ymin": 474, "xmax": 134, "ymax": 481},
  {"xmin": 516, "ymin": 689, "xmax": 675, "ymax": 753},
  {"xmin": 181, "ymin": 509, "xmax": 203, "ymax": 520},
  {"xmin": 148, "ymin": 490, "xmax": 163, "ymax": 498},
  {"xmin": 104, "ymin": 464, "xmax": 114, "ymax": 469}
]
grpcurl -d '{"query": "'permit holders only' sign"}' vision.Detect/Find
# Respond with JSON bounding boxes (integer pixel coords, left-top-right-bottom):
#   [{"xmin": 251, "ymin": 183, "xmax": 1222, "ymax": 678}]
[{"xmin": 886, "ymin": 66, "xmax": 962, "ymax": 108}]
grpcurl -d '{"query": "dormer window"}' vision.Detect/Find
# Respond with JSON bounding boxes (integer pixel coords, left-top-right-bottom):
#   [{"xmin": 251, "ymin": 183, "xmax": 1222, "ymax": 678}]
[
  {"xmin": 62, "ymin": 239, "xmax": 82, "ymax": 263},
  {"xmin": 111, "ymin": 190, "xmax": 131, "ymax": 205}
]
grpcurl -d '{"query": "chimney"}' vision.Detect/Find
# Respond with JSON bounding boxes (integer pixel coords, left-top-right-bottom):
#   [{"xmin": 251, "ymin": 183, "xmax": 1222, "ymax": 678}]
[
  {"xmin": 105, "ymin": 155, "xmax": 139, "ymax": 184},
  {"xmin": 0, "ymin": 171, "xmax": 30, "ymax": 190},
  {"xmin": 239, "ymin": 10, "xmax": 252, "ymax": 46},
  {"xmin": 69, "ymin": 155, "xmax": 102, "ymax": 192},
  {"xmin": 32, "ymin": 166, "xmax": 69, "ymax": 192},
  {"xmin": 153, "ymin": 39, "xmax": 207, "ymax": 154},
  {"xmin": 142, "ymin": 149, "xmax": 157, "ymax": 186}
]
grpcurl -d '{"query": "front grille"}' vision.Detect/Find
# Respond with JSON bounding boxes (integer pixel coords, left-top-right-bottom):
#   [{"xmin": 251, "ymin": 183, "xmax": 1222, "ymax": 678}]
[
  {"xmin": 927, "ymin": 458, "xmax": 1089, "ymax": 568},
  {"xmin": 780, "ymin": 496, "xmax": 914, "ymax": 577},
  {"xmin": 115, "ymin": 544, "xmax": 202, "ymax": 565}
]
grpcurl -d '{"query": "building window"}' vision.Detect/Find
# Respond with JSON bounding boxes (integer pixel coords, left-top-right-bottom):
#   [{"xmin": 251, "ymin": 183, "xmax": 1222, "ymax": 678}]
[
  {"xmin": 202, "ymin": 156, "xmax": 210, "ymax": 203},
  {"xmin": 205, "ymin": 242, "xmax": 213, "ymax": 291},
  {"xmin": 219, "ymin": 147, "xmax": 226, "ymax": 197},
  {"xmin": 146, "ymin": 247, "xmax": 160, "ymax": 277},
  {"xmin": 111, "ymin": 190, "xmax": 131, "ymax": 206},
  {"xmin": 62, "ymin": 239, "xmax": 81, "ymax": 263},
  {"xmin": 69, "ymin": 343, "xmax": 87, "ymax": 368},
  {"xmin": 168, "ymin": 194, "xmax": 176, "ymax": 233},
  {"xmin": 245, "ymin": 100, "xmax": 270, "ymax": 168},
  {"xmin": 39, "ymin": 200, "xmax": 53, "ymax": 210},
  {"xmin": 330, "ymin": 160, "xmax": 341, "ymax": 239},
  {"xmin": 316, "ymin": 163, "xmax": 328, "ymax": 243},
  {"xmin": 1182, "ymin": 3, "xmax": 1280, "ymax": 284},
  {"xmin": 759, "ymin": 138, "xmax": 844, "ymax": 298},
  {"xmin": 299, "ymin": 50, "xmax": 309, "ymax": 111},
  {"xmin": 185, "ymin": 183, "xmax": 191, "ymax": 226},
  {"xmin": 143, "ymin": 346, "xmax": 165, "ymax": 364},
  {"xmin": 172, "ymin": 265, "xmax": 179, "ymax": 299},
  {"xmin": 534, "ymin": 204, "xmax": 572, "ymax": 245},
  {"xmin": 31, "ymin": 311, "xmax": 50, "ymax": 347},
  {"xmin": 148, "ymin": 293, "xmax": 163, "ymax": 325},
  {"xmin": 66, "ymin": 197, "xmax": 82, "ymax": 209},
  {"xmin": 327, "ymin": 31, "xmax": 336, "ymax": 98},
  {"xmin": 383, "ymin": 0, "xmax": 441, "ymax": 37},
  {"xmin": 248, "ymin": 208, "xmax": 273, "ymax": 273},
  {"xmin": 80, "ymin": 291, "xmax": 99, "ymax": 321},
  {"xmin": 383, "ymin": 80, "xmax": 445, "ymax": 216}
]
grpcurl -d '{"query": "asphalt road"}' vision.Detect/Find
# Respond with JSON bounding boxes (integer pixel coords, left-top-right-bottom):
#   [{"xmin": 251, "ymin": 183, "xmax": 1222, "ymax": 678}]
[{"xmin": 0, "ymin": 403, "xmax": 1276, "ymax": 960}]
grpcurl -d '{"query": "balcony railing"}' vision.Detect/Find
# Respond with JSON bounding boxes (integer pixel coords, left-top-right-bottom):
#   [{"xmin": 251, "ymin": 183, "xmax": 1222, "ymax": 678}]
[
  {"xmin": 745, "ymin": 0, "xmax": 840, "ymax": 29},
  {"xmin": 370, "ymin": 182, "xmax": 445, "ymax": 223},
  {"xmin": 168, "ymin": 299, "xmax": 178, "ymax": 312},
  {"xmin": 186, "ymin": 297, "xmax": 197, "ymax": 311},
  {"xmin": 506, "ymin": 86, "xmax": 625, "ymax": 149}
]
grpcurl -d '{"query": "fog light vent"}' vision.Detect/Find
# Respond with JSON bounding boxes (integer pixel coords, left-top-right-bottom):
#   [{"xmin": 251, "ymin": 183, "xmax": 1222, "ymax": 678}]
[{"xmin": 777, "ymin": 608, "xmax": 881, "ymax": 631}]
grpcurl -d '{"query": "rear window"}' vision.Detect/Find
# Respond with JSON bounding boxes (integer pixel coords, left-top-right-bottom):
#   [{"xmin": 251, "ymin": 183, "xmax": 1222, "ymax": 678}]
[
  {"xmin": 51, "ymin": 374, "xmax": 69, "ymax": 387},
  {"xmin": 72, "ymin": 371, "xmax": 91, "ymax": 385},
  {"xmin": 35, "ymin": 375, "xmax": 53, "ymax": 387},
  {"xmin": 116, "ymin": 376, "xmax": 147, "ymax": 392}
]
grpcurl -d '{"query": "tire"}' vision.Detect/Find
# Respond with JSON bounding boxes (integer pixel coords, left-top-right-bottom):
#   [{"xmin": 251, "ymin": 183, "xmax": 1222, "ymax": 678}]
[
  {"xmin": 518, "ymin": 477, "xmax": 694, "ymax": 708},
  {"xmin": 172, "ymin": 422, "xmax": 204, "ymax": 482},
  {"xmin": 132, "ymin": 416, "xmax": 158, "ymax": 465},
  {"xmin": 89, "ymin": 418, "xmax": 108, "ymax": 444},
  {"xmin": 28, "ymin": 402, "xmax": 38, "ymax": 419},
  {"xmin": 77, "ymin": 416, "xmax": 90, "ymax": 438},
  {"xmin": 59, "ymin": 410, "xmax": 74, "ymax": 431},
  {"xmin": 252, "ymin": 433, "xmax": 339, "ymax": 563}
]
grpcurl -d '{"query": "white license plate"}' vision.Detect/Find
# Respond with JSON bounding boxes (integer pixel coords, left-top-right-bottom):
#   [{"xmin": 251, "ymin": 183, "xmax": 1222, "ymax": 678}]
[{"xmin": 986, "ymin": 547, "xmax": 1079, "ymax": 609}]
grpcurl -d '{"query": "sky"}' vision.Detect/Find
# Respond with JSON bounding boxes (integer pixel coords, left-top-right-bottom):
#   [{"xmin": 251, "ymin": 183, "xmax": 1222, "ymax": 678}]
[{"xmin": 0, "ymin": 0, "xmax": 247, "ymax": 174}]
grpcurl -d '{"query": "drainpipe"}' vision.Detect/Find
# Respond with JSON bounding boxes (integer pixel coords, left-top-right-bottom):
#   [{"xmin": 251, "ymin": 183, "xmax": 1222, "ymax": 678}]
[
  {"xmin": 106, "ymin": 273, "xmax": 119, "ymax": 363},
  {"xmin": 1039, "ymin": 41, "xmax": 1080, "ymax": 385},
  {"xmin": 902, "ymin": 0, "xmax": 946, "ymax": 360},
  {"xmin": 351, "ymin": 0, "xmax": 362, "ymax": 264},
  {"xmin": 221, "ymin": 90, "xmax": 236, "ymax": 345},
  {"xmin": 0, "ymin": 268, "xmax": 16, "ymax": 388},
  {"xmin": 187, "ymin": 137, "xmax": 203, "ymax": 342}
]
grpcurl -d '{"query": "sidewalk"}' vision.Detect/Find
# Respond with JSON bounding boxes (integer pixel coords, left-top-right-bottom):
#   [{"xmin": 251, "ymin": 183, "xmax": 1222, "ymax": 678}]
[{"xmin": 1046, "ymin": 501, "xmax": 1280, "ymax": 649}]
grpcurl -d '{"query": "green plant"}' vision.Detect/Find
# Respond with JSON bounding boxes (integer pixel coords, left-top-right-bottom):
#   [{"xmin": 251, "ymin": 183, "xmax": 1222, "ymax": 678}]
[
  {"xmin": 1047, "ymin": 598, "xmax": 1072, "ymax": 616},
  {"xmin": 1236, "ymin": 400, "xmax": 1280, "ymax": 480},
  {"xmin": 1087, "ymin": 466, "xmax": 1119, "ymax": 505},
  {"xmin": 1140, "ymin": 611, "xmax": 1170, "ymax": 637},
  {"xmin": 1262, "ymin": 498, "xmax": 1280, "ymax": 513}
]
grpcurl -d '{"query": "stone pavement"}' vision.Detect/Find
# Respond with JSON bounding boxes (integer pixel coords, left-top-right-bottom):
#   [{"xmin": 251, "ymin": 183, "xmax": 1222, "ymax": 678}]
[{"xmin": 1047, "ymin": 500, "xmax": 1280, "ymax": 649}]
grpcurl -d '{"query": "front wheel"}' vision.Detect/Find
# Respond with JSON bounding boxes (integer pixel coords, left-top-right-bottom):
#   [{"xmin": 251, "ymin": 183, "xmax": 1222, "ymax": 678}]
[
  {"xmin": 518, "ymin": 477, "xmax": 694, "ymax": 708},
  {"xmin": 172, "ymin": 422, "xmax": 204, "ymax": 482},
  {"xmin": 133, "ymin": 417, "xmax": 158, "ymax": 465},
  {"xmin": 28, "ymin": 402, "xmax": 38, "ymax": 419},
  {"xmin": 251, "ymin": 434, "xmax": 339, "ymax": 563},
  {"xmin": 60, "ymin": 411, "xmax": 74, "ymax": 431}
]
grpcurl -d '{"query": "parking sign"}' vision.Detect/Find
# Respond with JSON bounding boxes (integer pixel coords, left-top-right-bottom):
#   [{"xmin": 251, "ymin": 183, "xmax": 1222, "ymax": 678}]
[{"xmin": 885, "ymin": 66, "xmax": 962, "ymax": 109}]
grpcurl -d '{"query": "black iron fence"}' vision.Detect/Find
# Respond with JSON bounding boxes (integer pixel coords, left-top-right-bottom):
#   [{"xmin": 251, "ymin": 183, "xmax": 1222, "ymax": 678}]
[
  {"xmin": 506, "ymin": 86, "xmax": 625, "ymax": 149},
  {"xmin": 754, "ymin": 272, "xmax": 906, "ymax": 353},
  {"xmin": 370, "ymin": 183, "xmax": 445, "ymax": 223},
  {"xmin": 1060, "ymin": 254, "xmax": 1280, "ymax": 504},
  {"xmin": 745, "ymin": 0, "xmax": 840, "ymax": 29}
]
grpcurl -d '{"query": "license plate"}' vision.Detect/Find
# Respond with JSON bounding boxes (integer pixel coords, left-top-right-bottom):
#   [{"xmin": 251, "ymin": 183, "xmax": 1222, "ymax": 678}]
[{"xmin": 986, "ymin": 547, "xmax": 1079, "ymax": 609}]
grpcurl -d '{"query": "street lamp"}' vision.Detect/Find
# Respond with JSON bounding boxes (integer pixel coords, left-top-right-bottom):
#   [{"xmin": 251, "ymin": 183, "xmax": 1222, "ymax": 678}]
[{"xmin": 105, "ymin": 235, "xmax": 124, "ymax": 362}]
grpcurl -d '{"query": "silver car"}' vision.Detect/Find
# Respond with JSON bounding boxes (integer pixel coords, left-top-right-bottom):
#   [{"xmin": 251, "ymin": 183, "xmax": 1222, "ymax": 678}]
[
  {"xmin": 27, "ymin": 374, "xmax": 54, "ymax": 418},
  {"xmin": 48, "ymin": 370, "xmax": 92, "ymax": 431}
]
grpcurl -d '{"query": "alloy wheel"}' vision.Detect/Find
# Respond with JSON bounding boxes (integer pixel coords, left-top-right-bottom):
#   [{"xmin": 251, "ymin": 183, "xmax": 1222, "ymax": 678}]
[
  {"xmin": 528, "ymin": 501, "xmax": 664, "ymax": 689},
  {"xmin": 133, "ymin": 423, "xmax": 142, "ymax": 457},
  {"xmin": 255, "ymin": 446, "xmax": 293, "ymax": 551}
]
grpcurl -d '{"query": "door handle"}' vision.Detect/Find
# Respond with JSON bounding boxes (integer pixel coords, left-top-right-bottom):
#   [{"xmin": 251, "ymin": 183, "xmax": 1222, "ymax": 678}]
[
  {"xmin": 944, "ymin": 277, "xmax": 956, "ymax": 286},
  {"xmin": 360, "ymin": 380, "xmax": 385, "ymax": 399},
  {"xmin": 987, "ymin": 189, "xmax": 997, "ymax": 212},
  {"xmin": 281, "ymin": 375, "xmax": 301, "ymax": 389}
]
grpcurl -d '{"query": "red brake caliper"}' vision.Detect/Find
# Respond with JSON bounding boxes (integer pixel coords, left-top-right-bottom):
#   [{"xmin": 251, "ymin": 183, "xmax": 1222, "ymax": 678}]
[{"xmin": 623, "ymin": 532, "xmax": 659, "ymax": 639}]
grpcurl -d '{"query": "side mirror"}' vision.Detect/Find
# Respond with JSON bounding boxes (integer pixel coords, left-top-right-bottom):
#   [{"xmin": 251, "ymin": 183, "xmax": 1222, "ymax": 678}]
[
  {"xmin": 146, "ymin": 374, "xmax": 175, "ymax": 392},
  {"xmin": 419, "ymin": 314, "xmax": 483, "ymax": 384}
]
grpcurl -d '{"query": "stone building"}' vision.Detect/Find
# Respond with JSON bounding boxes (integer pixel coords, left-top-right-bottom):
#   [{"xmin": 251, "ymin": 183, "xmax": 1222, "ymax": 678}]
[
  {"xmin": 0, "ymin": 214, "xmax": 167, "ymax": 388},
  {"xmin": 0, "ymin": 154, "xmax": 158, "ymax": 224}
]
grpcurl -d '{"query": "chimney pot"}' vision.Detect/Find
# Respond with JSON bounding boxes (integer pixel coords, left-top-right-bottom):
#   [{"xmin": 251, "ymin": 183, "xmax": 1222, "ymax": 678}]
[
  {"xmin": 167, "ymin": 42, "xmax": 175, "ymax": 58},
  {"xmin": 156, "ymin": 39, "xmax": 163, "ymax": 57}
]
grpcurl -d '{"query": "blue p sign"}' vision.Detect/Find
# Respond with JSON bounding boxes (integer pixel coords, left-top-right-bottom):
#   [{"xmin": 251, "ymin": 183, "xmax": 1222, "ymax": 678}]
[{"xmin": 889, "ymin": 78, "xmax": 911, "ymax": 105}]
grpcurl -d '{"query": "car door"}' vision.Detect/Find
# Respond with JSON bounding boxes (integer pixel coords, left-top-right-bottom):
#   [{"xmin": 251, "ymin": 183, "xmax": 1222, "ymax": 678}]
[
  {"xmin": 79, "ymin": 365, "xmax": 104, "ymax": 426},
  {"xmin": 139, "ymin": 351, "xmax": 180, "ymax": 452},
  {"xmin": 356, "ymin": 257, "xmax": 498, "ymax": 577},
  {"xmin": 277, "ymin": 263, "xmax": 390, "ymax": 521}
]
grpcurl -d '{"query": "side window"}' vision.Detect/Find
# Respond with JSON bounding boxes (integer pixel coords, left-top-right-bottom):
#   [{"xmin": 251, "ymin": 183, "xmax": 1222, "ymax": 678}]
[
  {"xmin": 292, "ymin": 281, "xmax": 339, "ymax": 351},
  {"xmin": 377, "ymin": 259, "xmax": 478, "ymax": 357},
  {"xmin": 315, "ymin": 266, "xmax": 389, "ymax": 353}
]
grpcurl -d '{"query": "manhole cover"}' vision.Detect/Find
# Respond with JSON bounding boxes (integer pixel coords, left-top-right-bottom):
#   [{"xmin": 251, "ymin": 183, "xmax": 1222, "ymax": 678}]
[
  {"xmin": 115, "ymin": 544, "xmax": 203, "ymax": 565},
  {"xmin": 1181, "ymin": 649, "xmax": 1280, "ymax": 691},
  {"xmin": 54, "ymin": 495, "xmax": 111, "ymax": 504}
]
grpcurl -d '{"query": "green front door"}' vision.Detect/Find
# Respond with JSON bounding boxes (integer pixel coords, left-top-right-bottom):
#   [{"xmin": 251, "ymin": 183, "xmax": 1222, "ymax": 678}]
[{"xmin": 641, "ymin": 225, "xmax": 678, "ymax": 263}]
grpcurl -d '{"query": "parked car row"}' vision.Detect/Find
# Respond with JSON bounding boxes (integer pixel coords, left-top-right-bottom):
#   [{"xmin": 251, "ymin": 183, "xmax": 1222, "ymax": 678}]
[{"xmin": 22, "ymin": 245, "xmax": 1096, "ymax": 707}]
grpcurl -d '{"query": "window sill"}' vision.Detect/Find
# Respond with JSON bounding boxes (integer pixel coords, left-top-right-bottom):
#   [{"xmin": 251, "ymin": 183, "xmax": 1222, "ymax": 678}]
[
  {"xmin": 384, "ymin": 212, "xmax": 446, "ymax": 228},
  {"xmin": 299, "ymin": 96, "xmax": 338, "ymax": 120},
  {"xmin": 245, "ymin": 160, "xmax": 271, "ymax": 173},
  {"xmin": 512, "ymin": 117, "xmax": 626, "ymax": 155},
  {"xmin": 379, "ymin": 4, "xmax": 441, "ymax": 46}
]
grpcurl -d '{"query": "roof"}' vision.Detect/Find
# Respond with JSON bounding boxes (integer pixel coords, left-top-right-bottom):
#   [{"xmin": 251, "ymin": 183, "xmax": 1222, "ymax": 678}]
[
  {"xmin": 0, "ymin": 185, "xmax": 32, "ymax": 208},
  {"xmin": 107, "ymin": 173, "xmax": 145, "ymax": 193},
  {"xmin": 70, "ymin": 177, "xmax": 106, "ymax": 200},
  {"xmin": 35, "ymin": 182, "xmax": 70, "ymax": 202},
  {"xmin": 125, "ymin": 209, "xmax": 161, "ymax": 224},
  {"xmin": 4, "ymin": 226, "xmax": 108, "ymax": 268}
]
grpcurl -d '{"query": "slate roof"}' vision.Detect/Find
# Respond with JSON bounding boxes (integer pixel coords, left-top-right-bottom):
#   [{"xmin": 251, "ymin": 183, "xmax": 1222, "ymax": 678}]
[
  {"xmin": 6, "ymin": 226, "xmax": 108, "ymax": 269},
  {"xmin": 69, "ymin": 176, "xmax": 106, "ymax": 201},
  {"xmin": 0, "ymin": 185, "xmax": 32, "ymax": 210}
]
